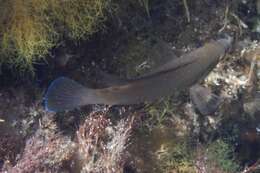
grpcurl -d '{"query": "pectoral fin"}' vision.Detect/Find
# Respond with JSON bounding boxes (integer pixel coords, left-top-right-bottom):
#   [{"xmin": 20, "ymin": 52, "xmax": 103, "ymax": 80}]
[{"xmin": 190, "ymin": 85, "xmax": 222, "ymax": 115}]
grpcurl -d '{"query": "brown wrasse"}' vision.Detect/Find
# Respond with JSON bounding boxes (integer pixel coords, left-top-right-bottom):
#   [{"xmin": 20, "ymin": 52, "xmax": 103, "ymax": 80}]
[{"xmin": 44, "ymin": 37, "xmax": 232, "ymax": 112}]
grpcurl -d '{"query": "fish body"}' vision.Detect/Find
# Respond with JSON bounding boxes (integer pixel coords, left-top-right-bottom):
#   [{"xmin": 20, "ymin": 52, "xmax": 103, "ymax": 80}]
[{"xmin": 44, "ymin": 37, "xmax": 232, "ymax": 112}]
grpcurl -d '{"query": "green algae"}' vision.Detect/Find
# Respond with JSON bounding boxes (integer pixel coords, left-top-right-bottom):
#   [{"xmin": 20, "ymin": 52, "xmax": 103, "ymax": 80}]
[{"xmin": 0, "ymin": 0, "xmax": 111, "ymax": 72}]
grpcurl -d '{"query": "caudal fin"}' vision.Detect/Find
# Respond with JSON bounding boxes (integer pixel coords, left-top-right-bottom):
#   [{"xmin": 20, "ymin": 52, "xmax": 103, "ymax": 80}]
[{"xmin": 44, "ymin": 77, "xmax": 94, "ymax": 112}]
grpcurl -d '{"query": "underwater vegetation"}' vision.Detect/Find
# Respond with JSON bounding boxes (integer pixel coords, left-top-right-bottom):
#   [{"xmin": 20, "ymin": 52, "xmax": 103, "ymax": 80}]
[
  {"xmin": 2, "ymin": 114, "xmax": 76, "ymax": 173},
  {"xmin": 1, "ymin": 111, "xmax": 134, "ymax": 173},
  {"xmin": 206, "ymin": 140, "xmax": 240, "ymax": 173},
  {"xmin": 157, "ymin": 139, "xmax": 196, "ymax": 173},
  {"xmin": 147, "ymin": 98, "xmax": 175, "ymax": 127},
  {"xmin": 138, "ymin": 0, "xmax": 150, "ymax": 17},
  {"xmin": 76, "ymin": 111, "xmax": 134, "ymax": 173},
  {"xmin": 156, "ymin": 139, "xmax": 240, "ymax": 173},
  {"xmin": 0, "ymin": 0, "xmax": 110, "ymax": 71}
]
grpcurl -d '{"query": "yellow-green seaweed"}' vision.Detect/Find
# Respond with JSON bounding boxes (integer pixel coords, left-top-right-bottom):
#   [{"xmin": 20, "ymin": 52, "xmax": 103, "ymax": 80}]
[{"xmin": 0, "ymin": 0, "xmax": 110, "ymax": 72}]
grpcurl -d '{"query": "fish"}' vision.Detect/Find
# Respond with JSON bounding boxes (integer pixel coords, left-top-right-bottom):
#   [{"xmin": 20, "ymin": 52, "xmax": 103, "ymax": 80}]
[{"xmin": 44, "ymin": 36, "xmax": 232, "ymax": 112}]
